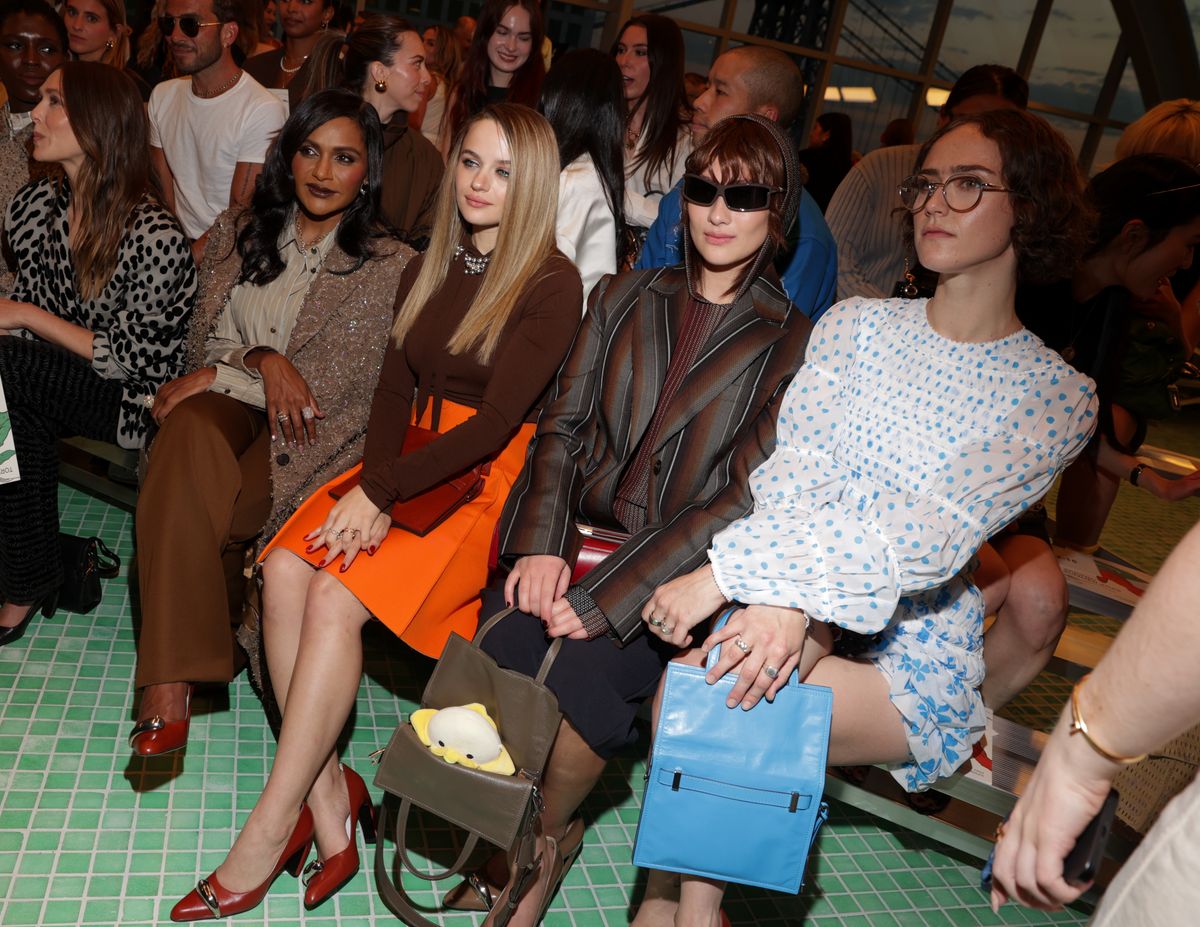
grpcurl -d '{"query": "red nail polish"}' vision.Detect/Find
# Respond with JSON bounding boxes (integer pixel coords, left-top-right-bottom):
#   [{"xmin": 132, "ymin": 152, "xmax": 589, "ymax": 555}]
[
  {"xmin": 340, "ymin": 563, "xmax": 349, "ymax": 573},
  {"xmin": 368, "ymin": 545, "xmax": 377, "ymax": 555}
]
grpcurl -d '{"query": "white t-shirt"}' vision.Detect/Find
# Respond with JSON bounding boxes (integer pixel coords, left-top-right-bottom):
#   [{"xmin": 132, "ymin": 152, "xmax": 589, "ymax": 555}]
[{"xmin": 148, "ymin": 72, "xmax": 286, "ymax": 240}]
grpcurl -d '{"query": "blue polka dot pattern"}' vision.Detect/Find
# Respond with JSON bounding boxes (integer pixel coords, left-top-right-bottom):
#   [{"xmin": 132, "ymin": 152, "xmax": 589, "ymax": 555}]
[{"xmin": 707, "ymin": 297, "xmax": 1098, "ymax": 791}]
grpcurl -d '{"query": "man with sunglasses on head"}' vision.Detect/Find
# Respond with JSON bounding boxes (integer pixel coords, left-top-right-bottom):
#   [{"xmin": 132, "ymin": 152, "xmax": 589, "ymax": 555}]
[
  {"xmin": 148, "ymin": 0, "xmax": 285, "ymax": 263},
  {"xmin": 635, "ymin": 44, "xmax": 838, "ymax": 322}
]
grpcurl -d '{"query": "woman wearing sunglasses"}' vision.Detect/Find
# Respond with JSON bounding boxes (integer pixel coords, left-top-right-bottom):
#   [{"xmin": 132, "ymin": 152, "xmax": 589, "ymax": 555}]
[
  {"xmin": 0, "ymin": 61, "xmax": 195, "ymax": 645},
  {"xmin": 442, "ymin": 114, "xmax": 812, "ymax": 926},
  {"xmin": 635, "ymin": 108, "xmax": 1100, "ymax": 924}
]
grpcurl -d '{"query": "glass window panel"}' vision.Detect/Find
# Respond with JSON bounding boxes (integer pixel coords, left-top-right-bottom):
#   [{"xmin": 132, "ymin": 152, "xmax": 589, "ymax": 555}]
[
  {"xmin": 1090, "ymin": 127, "xmax": 1123, "ymax": 176},
  {"xmin": 833, "ymin": 0, "xmax": 943, "ymax": 76},
  {"xmin": 1108, "ymin": 54, "xmax": 1143, "ymax": 125},
  {"xmin": 681, "ymin": 28, "xmax": 718, "ymax": 78},
  {"xmin": 636, "ymin": 0, "xmax": 725, "ymax": 30},
  {"xmin": 546, "ymin": 2, "xmax": 606, "ymax": 52},
  {"xmin": 938, "ymin": 0, "xmax": 1036, "ymax": 76},
  {"xmin": 1027, "ymin": 0, "xmax": 1120, "ymax": 116},
  {"xmin": 821, "ymin": 65, "xmax": 918, "ymax": 157},
  {"xmin": 736, "ymin": 0, "xmax": 835, "ymax": 50},
  {"xmin": 1039, "ymin": 111, "xmax": 1090, "ymax": 164}
]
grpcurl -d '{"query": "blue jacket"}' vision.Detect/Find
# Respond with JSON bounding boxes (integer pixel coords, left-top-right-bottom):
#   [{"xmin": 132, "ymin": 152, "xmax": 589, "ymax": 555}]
[{"xmin": 634, "ymin": 184, "xmax": 838, "ymax": 321}]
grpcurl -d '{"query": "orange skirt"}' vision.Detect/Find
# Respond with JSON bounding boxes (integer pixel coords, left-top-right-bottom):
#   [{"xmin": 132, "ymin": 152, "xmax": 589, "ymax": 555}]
[{"xmin": 260, "ymin": 399, "xmax": 535, "ymax": 659}]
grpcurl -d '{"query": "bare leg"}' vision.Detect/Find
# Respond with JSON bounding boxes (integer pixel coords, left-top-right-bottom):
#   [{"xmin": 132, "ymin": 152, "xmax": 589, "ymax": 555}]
[
  {"xmin": 213, "ymin": 566, "xmax": 371, "ymax": 891},
  {"xmin": 981, "ymin": 534, "xmax": 1068, "ymax": 708},
  {"xmin": 1054, "ymin": 406, "xmax": 1139, "ymax": 549}
]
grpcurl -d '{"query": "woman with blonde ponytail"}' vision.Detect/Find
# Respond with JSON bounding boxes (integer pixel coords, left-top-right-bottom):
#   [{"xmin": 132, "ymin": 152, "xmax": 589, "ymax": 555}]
[{"xmin": 166, "ymin": 103, "xmax": 580, "ymax": 921}]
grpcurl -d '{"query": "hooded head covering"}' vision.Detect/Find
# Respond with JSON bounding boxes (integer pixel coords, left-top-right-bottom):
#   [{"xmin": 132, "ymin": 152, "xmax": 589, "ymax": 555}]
[{"xmin": 682, "ymin": 113, "xmax": 802, "ymax": 305}]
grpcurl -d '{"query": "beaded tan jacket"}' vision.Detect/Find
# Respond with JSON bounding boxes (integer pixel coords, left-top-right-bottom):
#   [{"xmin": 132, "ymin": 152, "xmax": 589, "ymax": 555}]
[{"xmin": 182, "ymin": 207, "xmax": 414, "ymax": 543}]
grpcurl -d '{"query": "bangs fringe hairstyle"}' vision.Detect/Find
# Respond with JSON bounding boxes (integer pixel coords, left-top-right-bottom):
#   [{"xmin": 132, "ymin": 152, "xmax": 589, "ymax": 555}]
[
  {"xmin": 613, "ymin": 13, "xmax": 688, "ymax": 186},
  {"xmin": 299, "ymin": 14, "xmax": 419, "ymax": 103},
  {"xmin": 903, "ymin": 109, "xmax": 1093, "ymax": 285},
  {"xmin": 236, "ymin": 89, "xmax": 385, "ymax": 285},
  {"xmin": 391, "ymin": 103, "xmax": 559, "ymax": 364},
  {"xmin": 681, "ymin": 117, "xmax": 788, "ymax": 296},
  {"xmin": 444, "ymin": 0, "xmax": 545, "ymax": 145},
  {"xmin": 57, "ymin": 62, "xmax": 153, "ymax": 301}
]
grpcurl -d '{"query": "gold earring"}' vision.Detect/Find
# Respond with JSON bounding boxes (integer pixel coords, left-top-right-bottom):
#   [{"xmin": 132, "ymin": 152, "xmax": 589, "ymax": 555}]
[
  {"xmin": 105, "ymin": 39, "xmax": 114, "ymax": 50},
  {"xmin": 374, "ymin": 79, "xmax": 387, "ymax": 93},
  {"xmin": 899, "ymin": 258, "xmax": 919, "ymax": 298}
]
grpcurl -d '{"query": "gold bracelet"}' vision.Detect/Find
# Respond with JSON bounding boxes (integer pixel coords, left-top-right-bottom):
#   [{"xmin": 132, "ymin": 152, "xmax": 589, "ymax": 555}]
[{"xmin": 1069, "ymin": 674, "xmax": 1148, "ymax": 765}]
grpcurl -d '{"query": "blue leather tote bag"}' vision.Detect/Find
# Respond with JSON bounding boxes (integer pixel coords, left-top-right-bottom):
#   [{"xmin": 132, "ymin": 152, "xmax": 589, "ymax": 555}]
[{"xmin": 632, "ymin": 608, "xmax": 832, "ymax": 894}]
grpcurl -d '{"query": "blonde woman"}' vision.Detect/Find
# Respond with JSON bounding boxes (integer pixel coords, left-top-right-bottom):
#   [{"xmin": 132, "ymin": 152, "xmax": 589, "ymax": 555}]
[
  {"xmin": 63, "ymin": 0, "xmax": 149, "ymax": 97},
  {"xmin": 1115, "ymin": 98, "xmax": 1200, "ymax": 163},
  {"xmin": 169, "ymin": 103, "xmax": 582, "ymax": 921}
]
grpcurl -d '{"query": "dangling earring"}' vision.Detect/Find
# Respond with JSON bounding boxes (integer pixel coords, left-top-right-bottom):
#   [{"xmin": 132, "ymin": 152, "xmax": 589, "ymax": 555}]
[
  {"xmin": 105, "ymin": 38, "xmax": 115, "ymax": 51},
  {"xmin": 899, "ymin": 258, "xmax": 919, "ymax": 298},
  {"xmin": 374, "ymin": 79, "xmax": 387, "ymax": 93},
  {"xmin": 359, "ymin": 181, "xmax": 368, "ymax": 196}
]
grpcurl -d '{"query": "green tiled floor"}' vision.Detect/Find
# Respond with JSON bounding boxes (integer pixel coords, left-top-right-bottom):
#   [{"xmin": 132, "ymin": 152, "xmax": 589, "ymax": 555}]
[{"xmin": 3, "ymin": 404, "xmax": 1198, "ymax": 926}]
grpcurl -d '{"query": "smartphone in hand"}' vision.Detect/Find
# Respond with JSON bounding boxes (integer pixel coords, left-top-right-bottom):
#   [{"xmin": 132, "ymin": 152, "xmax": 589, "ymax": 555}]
[{"xmin": 980, "ymin": 788, "xmax": 1119, "ymax": 891}]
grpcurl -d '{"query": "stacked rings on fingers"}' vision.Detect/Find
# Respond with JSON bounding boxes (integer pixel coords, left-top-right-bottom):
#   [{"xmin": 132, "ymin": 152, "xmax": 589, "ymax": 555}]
[
  {"xmin": 734, "ymin": 637, "xmax": 751, "ymax": 654},
  {"xmin": 277, "ymin": 411, "xmax": 290, "ymax": 422},
  {"xmin": 763, "ymin": 665, "xmax": 780, "ymax": 679},
  {"xmin": 301, "ymin": 406, "xmax": 316, "ymax": 421}
]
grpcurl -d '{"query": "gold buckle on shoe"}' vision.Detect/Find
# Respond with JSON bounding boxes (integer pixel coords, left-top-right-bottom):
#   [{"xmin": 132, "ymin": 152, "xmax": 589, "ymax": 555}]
[{"xmin": 196, "ymin": 878, "xmax": 221, "ymax": 917}]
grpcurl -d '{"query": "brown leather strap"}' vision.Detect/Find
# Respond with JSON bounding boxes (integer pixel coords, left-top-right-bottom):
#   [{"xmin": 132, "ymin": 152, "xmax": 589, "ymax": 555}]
[{"xmin": 473, "ymin": 606, "xmax": 563, "ymax": 684}]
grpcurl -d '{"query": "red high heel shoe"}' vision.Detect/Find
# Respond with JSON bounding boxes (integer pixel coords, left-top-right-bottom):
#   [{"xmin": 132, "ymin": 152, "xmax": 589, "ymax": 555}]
[
  {"xmin": 129, "ymin": 684, "xmax": 193, "ymax": 756},
  {"xmin": 302, "ymin": 765, "xmax": 376, "ymax": 909},
  {"xmin": 170, "ymin": 805, "xmax": 314, "ymax": 922}
]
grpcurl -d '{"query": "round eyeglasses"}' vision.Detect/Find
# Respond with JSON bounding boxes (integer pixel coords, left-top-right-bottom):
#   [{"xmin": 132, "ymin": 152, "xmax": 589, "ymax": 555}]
[{"xmin": 897, "ymin": 173, "xmax": 1016, "ymax": 213}]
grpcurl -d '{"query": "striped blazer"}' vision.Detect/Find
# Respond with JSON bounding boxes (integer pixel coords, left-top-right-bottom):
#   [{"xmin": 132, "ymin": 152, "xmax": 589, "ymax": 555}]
[{"xmin": 497, "ymin": 265, "xmax": 813, "ymax": 642}]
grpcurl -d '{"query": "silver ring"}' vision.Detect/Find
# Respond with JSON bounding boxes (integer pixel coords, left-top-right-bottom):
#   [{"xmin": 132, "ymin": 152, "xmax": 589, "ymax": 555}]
[
  {"xmin": 648, "ymin": 616, "xmax": 664, "ymax": 628},
  {"xmin": 734, "ymin": 637, "xmax": 751, "ymax": 654},
  {"xmin": 763, "ymin": 665, "xmax": 779, "ymax": 680},
  {"xmin": 335, "ymin": 529, "xmax": 346, "ymax": 539},
  {"xmin": 301, "ymin": 406, "xmax": 315, "ymax": 421},
  {"xmin": 277, "ymin": 411, "xmax": 290, "ymax": 422},
  {"xmin": 142, "ymin": 394, "xmax": 155, "ymax": 409}
]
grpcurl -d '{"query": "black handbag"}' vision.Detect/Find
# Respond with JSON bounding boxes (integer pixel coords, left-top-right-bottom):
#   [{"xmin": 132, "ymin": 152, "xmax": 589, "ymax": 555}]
[{"xmin": 57, "ymin": 534, "xmax": 120, "ymax": 613}]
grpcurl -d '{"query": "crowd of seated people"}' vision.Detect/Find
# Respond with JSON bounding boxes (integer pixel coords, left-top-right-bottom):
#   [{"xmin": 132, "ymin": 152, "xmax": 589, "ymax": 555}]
[{"xmin": 1, "ymin": 2, "xmax": 1199, "ymax": 924}]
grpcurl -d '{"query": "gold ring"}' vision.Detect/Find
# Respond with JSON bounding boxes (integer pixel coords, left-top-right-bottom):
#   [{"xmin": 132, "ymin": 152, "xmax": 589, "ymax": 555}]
[{"xmin": 994, "ymin": 821, "xmax": 1006, "ymax": 842}]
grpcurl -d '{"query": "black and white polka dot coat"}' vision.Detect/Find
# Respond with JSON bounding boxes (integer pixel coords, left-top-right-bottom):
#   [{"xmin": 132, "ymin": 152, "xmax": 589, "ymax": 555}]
[{"xmin": 4, "ymin": 178, "xmax": 197, "ymax": 449}]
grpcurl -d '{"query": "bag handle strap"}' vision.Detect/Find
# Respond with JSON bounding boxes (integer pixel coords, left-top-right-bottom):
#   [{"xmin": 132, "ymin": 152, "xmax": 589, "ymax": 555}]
[
  {"xmin": 473, "ymin": 606, "xmax": 563, "ymax": 683},
  {"xmin": 93, "ymin": 538, "xmax": 121, "ymax": 579},
  {"xmin": 374, "ymin": 797, "xmax": 544, "ymax": 927}
]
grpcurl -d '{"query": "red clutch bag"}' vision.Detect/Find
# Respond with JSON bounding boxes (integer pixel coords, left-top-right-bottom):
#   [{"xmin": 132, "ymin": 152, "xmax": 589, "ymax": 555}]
[
  {"xmin": 328, "ymin": 426, "xmax": 486, "ymax": 537},
  {"xmin": 571, "ymin": 524, "xmax": 629, "ymax": 582}
]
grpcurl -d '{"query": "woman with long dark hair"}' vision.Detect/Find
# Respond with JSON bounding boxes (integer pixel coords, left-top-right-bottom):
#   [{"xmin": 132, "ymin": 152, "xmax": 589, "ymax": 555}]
[
  {"xmin": 416, "ymin": 22, "xmax": 461, "ymax": 145},
  {"xmin": 167, "ymin": 103, "xmax": 580, "ymax": 921},
  {"xmin": 300, "ymin": 15, "xmax": 442, "ymax": 247},
  {"xmin": 128, "ymin": 89, "xmax": 413, "ymax": 757},
  {"xmin": 613, "ymin": 13, "xmax": 691, "ymax": 235},
  {"xmin": 539, "ymin": 47, "xmax": 625, "ymax": 305},
  {"xmin": 798, "ymin": 110, "xmax": 853, "ymax": 212},
  {"xmin": 440, "ymin": 0, "xmax": 544, "ymax": 154},
  {"xmin": 0, "ymin": 61, "xmax": 195, "ymax": 645}
]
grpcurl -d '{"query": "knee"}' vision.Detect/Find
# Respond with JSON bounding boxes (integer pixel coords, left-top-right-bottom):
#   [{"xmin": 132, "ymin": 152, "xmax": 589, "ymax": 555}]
[
  {"xmin": 1001, "ymin": 563, "xmax": 1069, "ymax": 650},
  {"xmin": 302, "ymin": 570, "xmax": 371, "ymax": 634}
]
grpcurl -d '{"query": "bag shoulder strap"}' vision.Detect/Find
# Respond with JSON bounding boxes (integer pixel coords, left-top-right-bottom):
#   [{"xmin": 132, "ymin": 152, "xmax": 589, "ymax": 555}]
[
  {"xmin": 473, "ymin": 607, "xmax": 563, "ymax": 684},
  {"xmin": 93, "ymin": 538, "xmax": 121, "ymax": 579}
]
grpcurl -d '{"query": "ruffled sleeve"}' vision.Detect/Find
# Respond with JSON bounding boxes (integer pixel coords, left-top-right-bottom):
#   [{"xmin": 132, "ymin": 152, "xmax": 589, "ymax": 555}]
[{"xmin": 709, "ymin": 301, "xmax": 1099, "ymax": 632}]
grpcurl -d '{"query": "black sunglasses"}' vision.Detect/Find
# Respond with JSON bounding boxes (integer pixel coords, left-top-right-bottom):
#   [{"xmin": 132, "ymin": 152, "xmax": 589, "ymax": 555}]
[
  {"xmin": 681, "ymin": 174, "xmax": 781, "ymax": 212},
  {"xmin": 158, "ymin": 14, "xmax": 222, "ymax": 38}
]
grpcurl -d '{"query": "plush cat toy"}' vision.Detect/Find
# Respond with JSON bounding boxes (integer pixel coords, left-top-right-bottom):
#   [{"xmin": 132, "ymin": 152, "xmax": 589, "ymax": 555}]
[{"xmin": 410, "ymin": 703, "xmax": 516, "ymax": 775}]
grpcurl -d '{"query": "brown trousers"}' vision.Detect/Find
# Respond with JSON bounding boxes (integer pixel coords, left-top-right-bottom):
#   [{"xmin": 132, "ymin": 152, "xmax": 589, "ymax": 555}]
[{"xmin": 134, "ymin": 392, "xmax": 271, "ymax": 689}]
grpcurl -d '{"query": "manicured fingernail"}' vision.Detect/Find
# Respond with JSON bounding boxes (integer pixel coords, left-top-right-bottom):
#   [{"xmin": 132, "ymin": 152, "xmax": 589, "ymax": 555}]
[
  {"xmin": 368, "ymin": 545, "xmax": 377, "ymax": 555},
  {"xmin": 305, "ymin": 545, "xmax": 316, "ymax": 553},
  {"xmin": 742, "ymin": 700, "xmax": 753, "ymax": 710},
  {"xmin": 339, "ymin": 563, "xmax": 348, "ymax": 573}
]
